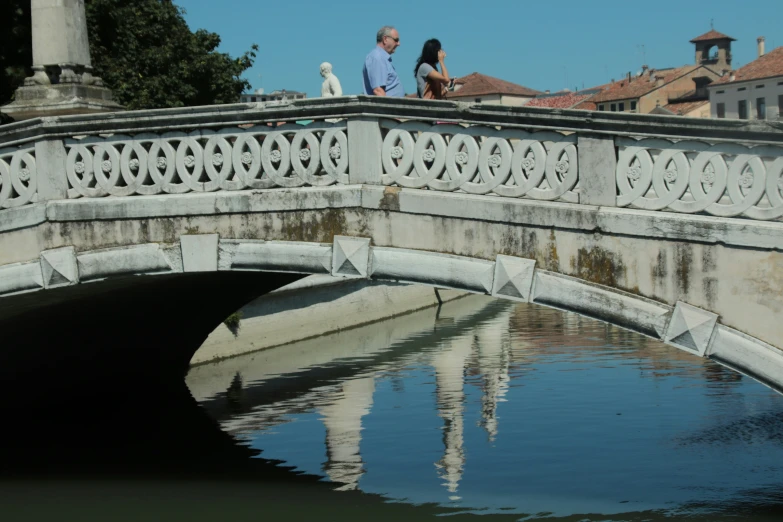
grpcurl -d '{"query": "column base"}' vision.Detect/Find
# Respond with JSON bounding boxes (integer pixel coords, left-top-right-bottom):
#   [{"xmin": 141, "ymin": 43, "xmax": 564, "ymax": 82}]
[{"xmin": 1, "ymin": 83, "xmax": 124, "ymax": 121}]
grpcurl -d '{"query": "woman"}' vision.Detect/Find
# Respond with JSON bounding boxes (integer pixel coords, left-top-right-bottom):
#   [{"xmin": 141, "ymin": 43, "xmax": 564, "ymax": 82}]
[{"xmin": 414, "ymin": 39, "xmax": 453, "ymax": 99}]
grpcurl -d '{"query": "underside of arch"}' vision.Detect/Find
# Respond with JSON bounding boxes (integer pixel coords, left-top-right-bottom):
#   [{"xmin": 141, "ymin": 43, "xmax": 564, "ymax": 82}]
[{"xmin": 0, "ymin": 235, "xmax": 781, "ymax": 395}]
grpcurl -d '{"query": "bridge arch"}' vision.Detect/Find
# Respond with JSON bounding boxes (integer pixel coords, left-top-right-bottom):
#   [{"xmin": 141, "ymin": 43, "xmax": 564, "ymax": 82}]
[
  {"xmin": 0, "ymin": 211, "xmax": 780, "ymax": 395},
  {"xmin": 1, "ymin": 96, "xmax": 782, "ymax": 398}
]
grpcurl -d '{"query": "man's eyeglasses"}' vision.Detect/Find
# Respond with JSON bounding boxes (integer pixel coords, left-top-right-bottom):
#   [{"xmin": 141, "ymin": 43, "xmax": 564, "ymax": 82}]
[{"xmin": 384, "ymin": 35, "xmax": 399, "ymax": 43}]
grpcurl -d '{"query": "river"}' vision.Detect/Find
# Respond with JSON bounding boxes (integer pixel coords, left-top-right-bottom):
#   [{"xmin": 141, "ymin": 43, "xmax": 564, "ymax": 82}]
[{"xmin": 3, "ymin": 294, "xmax": 783, "ymax": 521}]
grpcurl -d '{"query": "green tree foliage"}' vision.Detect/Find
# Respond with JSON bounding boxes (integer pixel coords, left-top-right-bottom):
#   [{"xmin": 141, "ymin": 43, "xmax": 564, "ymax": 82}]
[
  {"xmin": 0, "ymin": 0, "xmax": 32, "ymax": 119},
  {"xmin": 0, "ymin": 0, "xmax": 257, "ymax": 114}
]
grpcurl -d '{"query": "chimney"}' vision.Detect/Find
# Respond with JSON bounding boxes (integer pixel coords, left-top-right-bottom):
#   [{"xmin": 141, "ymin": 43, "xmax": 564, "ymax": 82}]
[
  {"xmin": 545, "ymin": 90, "xmax": 550, "ymax": 94},
  {"xmin": 758, "ymin": 36, "xmax": 766, "ymax": 58},
  {"xmin": 642, "ymin": 65, "xmax": 649, "ymax": 74},
  {"xmin": 655, "ymin": 75, "xmax": 664, "ymax": 87},
  {"xmin": 611, "ymin": 78, "xmax": 615, "ymax": 84},
  {"xmin": 729, "ymin": 71, "xmax": 736, "ymax": 82},
  {"xmin": 627, "ymin": 71, "xmax": 632, "ymax": 82}
]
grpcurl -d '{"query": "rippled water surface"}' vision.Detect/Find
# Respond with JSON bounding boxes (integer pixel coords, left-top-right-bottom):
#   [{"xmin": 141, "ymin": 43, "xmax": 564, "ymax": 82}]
[{"xmin": 185, "ymin": 296, "xmax": 783, "ymax": 520}]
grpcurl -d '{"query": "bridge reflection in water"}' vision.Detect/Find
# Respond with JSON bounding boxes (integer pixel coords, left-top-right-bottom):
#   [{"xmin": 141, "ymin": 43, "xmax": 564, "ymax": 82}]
[{"xmin": 186, "ymin": 295, "xmax": 783, "ymax": 518}]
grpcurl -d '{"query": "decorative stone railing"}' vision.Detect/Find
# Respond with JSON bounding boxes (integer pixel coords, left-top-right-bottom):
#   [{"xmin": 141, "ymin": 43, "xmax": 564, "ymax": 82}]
[
  {"xmin": 617, "ymin": 138, "xmax": 783, "ymax": 220},
  {"xmin": 0, "ymin": 145, "xmax": 37, "ymax": 209},
  {"xmin": 1, "ymin": 96, "xmax": 782, "ymax": 219},
  {"xmin": 381, "ymin": 121, "xmax": 579, "ymax": 202},
  {"xmin": 64, "ymin": 123, "xmax": 348, "ymax": 197}
]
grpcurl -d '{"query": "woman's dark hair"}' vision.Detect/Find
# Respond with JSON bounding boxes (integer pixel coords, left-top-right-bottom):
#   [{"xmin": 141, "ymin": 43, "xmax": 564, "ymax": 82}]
[{"xmin": 414, "ymin": 39, "xmax": 441, "ymax": 77}]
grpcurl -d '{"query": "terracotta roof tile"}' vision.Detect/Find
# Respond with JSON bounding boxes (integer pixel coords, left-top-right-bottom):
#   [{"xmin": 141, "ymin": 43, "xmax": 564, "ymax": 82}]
[
  {"xmin": 572, "ymin": 99, "xmax": 598, "ymax": 111},
  {"xmin": 525, "ymin": 92, "xmax": 593, "ymax": 109},
  {"xmin": 589, "ymin": 65, "xmax": 699, "ymax": 103},
  {"xmin": 712, "ymin": 46, "xmax": 783, "ymax": 85},
  {"xmin": 448, "ymin": 72, "xmax": 542, "ymax": 98},
  {"xmin": 690, "ymin": 29, "xmax": 736, "ymax": 43},
  {"xmin": 662, "ymin": 99, "xmax": 709, "ymax": 115}
]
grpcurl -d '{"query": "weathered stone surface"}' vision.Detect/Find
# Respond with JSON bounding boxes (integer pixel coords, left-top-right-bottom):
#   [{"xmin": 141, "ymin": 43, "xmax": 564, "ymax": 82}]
[
  {"xmin": 2, "ymin": 84, "xmax": 122, "ymax": 119},
  {"xmin": 709, "ymin": 325, "xmax": 783, "ymax": 393},
  {"xmin": 664, "ymin": 301, "xmax": 719, "ymax": 356},
  {"xmin": 532, "ymin": 270, "xmax": 672, "ymax": 340},
  {"xmin": 577, "ymin": 135, "xmax": 617, "ymax": 207},
  {"xmin": 40, "ymin": 246, "xmax": 78, "ymax": 288},
  {"xmin": 181, "ymin": 234, "xmax": 219, "ymax": 272},
  {"xmin": 371, "ymin": 247, "xmax": 495, "ymax": 293},
  {"xmin": 491, "ymin": 255, "xmax": 536, "ymax": 302},
  {"xmin": 77, "ymin": 243, "xmax": 182, "ymax": 282},
  {"xmin": 1, "ymin": 97, "xmax": 782, "ymax": 392},
  {"xmin": 219, "ymin": 240, "xmax": 332, "ymax": 274},
  {"xmin": 31, "ymin": 0, "xmax": 92, "ymax": 68},
  {"xmin": 332, "ymin": 236, "xmax": 370, "ymax": 278},
  {"xmin": 347, "ymin": 118, "xmax": 382, "ymax": 184},
  {"xmin": 33, "ymin": 140, "xmax": 68, "ymax": 201},
  {"xmin": 0, "ymin": 261, "xmax": 43, "ymax": 296}
]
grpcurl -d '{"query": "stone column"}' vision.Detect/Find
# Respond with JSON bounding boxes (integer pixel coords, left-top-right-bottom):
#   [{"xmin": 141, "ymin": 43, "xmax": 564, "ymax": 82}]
[{"xmin": 1, "ymin": 0, "xmax": 123, "ymax": 121}]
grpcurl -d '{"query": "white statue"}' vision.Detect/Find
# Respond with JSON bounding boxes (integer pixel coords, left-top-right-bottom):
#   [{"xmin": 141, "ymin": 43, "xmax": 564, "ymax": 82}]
[{"xmin": 320, "ymin": 62, "xmax": 343, "ymax": 97}]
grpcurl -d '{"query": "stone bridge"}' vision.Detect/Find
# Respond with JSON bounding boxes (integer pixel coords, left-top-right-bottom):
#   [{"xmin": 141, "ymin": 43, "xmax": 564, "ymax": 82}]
[{"xmin": 0, "ymin": 97, "xmax": 782, "ymax": 393}]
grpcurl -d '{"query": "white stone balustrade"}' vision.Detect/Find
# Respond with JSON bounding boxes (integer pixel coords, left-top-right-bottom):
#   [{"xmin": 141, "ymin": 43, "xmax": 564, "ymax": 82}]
[
  {"xmin": 617, "ymin": 138, "xmax": 783, "ymax": 220},
  {"xmin": 64, "ymin": 123, "xmax": 349, "ymax": 197},
  {"xmin": 0, "ymin": 146, "xmax": 37, "ymax": 209},
  {"xmin": 1, "ymin": 96, "xmax": 783, "ymax": 221},
  {"xmin": 381, "ymin": 121, "xmax": 579, "ymax": 202}
]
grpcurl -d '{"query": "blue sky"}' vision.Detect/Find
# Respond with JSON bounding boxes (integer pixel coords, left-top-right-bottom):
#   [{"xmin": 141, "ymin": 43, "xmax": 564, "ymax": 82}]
[{"xmin": 178, "ymin": 0, "xmax": 782, "ymax": 98}]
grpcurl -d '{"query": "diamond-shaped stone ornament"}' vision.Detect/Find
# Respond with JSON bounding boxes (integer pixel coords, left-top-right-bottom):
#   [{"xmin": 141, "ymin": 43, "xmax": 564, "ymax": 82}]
[
  {"xmin": 664, "ymin": 301, "xmax": 718, "ymax": 356},
  {"xmin": 40, "ymin": 247, "xmax": 79, "ymax": 288},
  {"xmin": 332, "ymin": 236, "xmax": 370, "ymax": 278},
  {"xmin": 491, "ymin": 255, "xmax": 536, "ymax": 302}
]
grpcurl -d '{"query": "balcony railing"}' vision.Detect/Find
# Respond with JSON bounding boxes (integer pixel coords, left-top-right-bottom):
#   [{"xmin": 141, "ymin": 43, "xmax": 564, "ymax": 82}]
[{"xmin": 1, "ymin": 95, "xmax": 782, "ymax": 221}]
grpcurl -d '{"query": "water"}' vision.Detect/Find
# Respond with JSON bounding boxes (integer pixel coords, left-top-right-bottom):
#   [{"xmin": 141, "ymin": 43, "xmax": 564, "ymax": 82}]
[
  {"xmin": 183, "ymin": 295, "xmax": 783, "ymax": 521},
  {"xmin": 4, "ymin": 295, "xmax": 783, "ymax": 521}
]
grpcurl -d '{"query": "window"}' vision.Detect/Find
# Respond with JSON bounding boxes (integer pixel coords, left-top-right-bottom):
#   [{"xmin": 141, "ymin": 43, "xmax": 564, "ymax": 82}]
[
  {"xmin": 618, "ymin": 102, "xmax": 625, "ymax": 111},
  {"xmin": 598, "ymin": 105, "xmax": 605, "ymax": 111},
  {"xmin": 630, "ymin": 101, "xmax": 637, "ymax": 111},
  {"xmin": 717, "ymin": 103, "xmax": 725, "ymax": 118},
  {"xmin": 251, "ymin": 96, "xmax": 257, "ymax": 102},
  {"xmin": 738, "ymin": 87, "xmax": 747, "ymax": 92},
  {"xmin": 475, "ymin": 98, "xmax": 481, "ymax": 103},
  {"xmin": 738, "ymin": 100, "xmax": 748, "ymax": 119},
  {"xmin": 779, "ymin": 94, "xmax": 783, "ymax": 114},
  {"xmin": 610, "ymin": 103, "xmax": 616, "ymax": 111},
  {"xmin": 716, "ymin": 90, "xmax": 725, "ymax": 94},
  {"xmin": 757, "ymin": 97, "xmax": 766, "ymax": 119},
  {"xmin": 756, "ymin": 85, "xmax": 765, "ymax": 89}
]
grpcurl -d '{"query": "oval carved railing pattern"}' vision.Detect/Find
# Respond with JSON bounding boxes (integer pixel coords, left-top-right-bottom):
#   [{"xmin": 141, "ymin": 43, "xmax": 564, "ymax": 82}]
[
  {"xmin": 64, "ymin": 123, "xmax": 349, "ymax": 198},
  {"xmin": 380, "ymin": 121, "xmax": 579, "ymax": 202},
  {"xmin": 0, "ymin": 146, "xmax": 37, "ymax": 209},
  {"xmin": 616, "ymin": 139, "xmax": 783, "ymax": 220}
]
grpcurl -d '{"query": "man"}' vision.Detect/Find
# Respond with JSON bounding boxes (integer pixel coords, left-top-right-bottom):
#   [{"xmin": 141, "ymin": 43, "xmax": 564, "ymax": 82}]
[
  {"xmin": 320, "ymin": 62, "xmax": 343, "ymax": 97},
  {"xmin": 363, "ymin": 26, "xmax": 403, "ymax": 97}
]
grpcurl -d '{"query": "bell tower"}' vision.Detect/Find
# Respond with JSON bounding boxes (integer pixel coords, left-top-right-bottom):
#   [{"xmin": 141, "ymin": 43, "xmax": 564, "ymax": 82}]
[{"xmin": 690, "ymin": 29, "xmax": 735, "ymax": 73}]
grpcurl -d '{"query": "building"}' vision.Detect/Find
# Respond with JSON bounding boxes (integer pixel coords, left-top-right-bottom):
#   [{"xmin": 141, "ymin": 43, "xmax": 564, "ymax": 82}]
[
  {"xmin": 537, "ymin": 30, "xmax": 730, "ymax": 116},
  {"xmin": 446, "ymin": 72, "xmax": 541, "ymax": 106},
  {"xmin": 587, "ymin": 62, "xmax": 720, "ymax": 114},
  {"xmin": 240, "ymin": 89, "xmax": 307, "ymax": 103},
  {"xmin": 652, "ymin": 97, "xmax": 711, "ymax": 118},
  {"xmin": 708, "ymin": 38, "xmax": 783, "ymax": 120},
  {"xmin": 690, "ymin": 29, "xmax": 735, "ymax": 75}
]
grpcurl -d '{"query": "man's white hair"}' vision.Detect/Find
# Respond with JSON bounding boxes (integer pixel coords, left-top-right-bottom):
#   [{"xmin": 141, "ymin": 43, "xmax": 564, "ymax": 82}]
[{"xmin": 376, "ymin": 26, "xmax": 396, "ymax": 43}]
